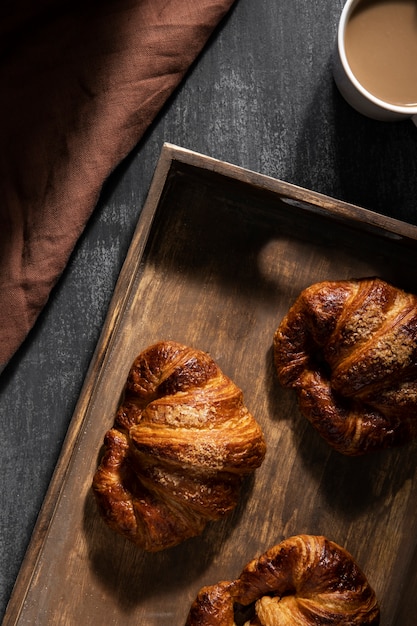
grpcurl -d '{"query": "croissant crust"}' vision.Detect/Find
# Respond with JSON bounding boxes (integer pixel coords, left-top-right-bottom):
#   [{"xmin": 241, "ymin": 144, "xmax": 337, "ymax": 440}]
[
  {"xmin": 186, "ymin": 535, "xmax": 380, "ymax": 625},
  {"xmin": 92, "ymin": 340, "xmax": 266, "ymax": 551},
  {"xmin": 273, "ymin": 277, "xmax": 417, "ymax": 455}
]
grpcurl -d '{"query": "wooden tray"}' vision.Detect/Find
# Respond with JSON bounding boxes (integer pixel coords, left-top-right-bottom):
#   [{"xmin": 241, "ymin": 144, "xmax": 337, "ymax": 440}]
[{"xmin": 5, "ymin": 143, "xmax": 417, "ymax": 625}]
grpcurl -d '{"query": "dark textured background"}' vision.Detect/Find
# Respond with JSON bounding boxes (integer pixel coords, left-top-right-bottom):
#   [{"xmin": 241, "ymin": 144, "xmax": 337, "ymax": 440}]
[{"xmin": 1, "ymin": 0, "xmax": 417, "ymax": 619}]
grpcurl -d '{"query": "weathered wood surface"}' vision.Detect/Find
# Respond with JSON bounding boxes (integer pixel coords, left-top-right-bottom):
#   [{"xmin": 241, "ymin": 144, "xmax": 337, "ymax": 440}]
[
  {"xmin": 3, "ymin": 145, "xmax": 417, "ymax": 625},
  {"xmin": 2, "ymin": 0, "xmax": 417, "ymax": 622}
]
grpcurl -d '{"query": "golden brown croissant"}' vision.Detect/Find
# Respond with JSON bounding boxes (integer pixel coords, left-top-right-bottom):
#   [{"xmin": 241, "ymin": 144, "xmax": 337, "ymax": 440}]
[
  {"xmin": 186, "ymin": 535, "xmax": 380, "ymax": 625},
  {"xmin": 273, "ymin": 278, "xmax": 417, "ymax": 455},
  {"xmin": 92, "ymin": 340, "xmax": 266, "ymax": 551}
]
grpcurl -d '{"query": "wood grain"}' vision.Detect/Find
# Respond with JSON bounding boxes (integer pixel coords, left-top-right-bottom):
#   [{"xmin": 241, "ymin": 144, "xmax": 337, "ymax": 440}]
[{"xmin": 4, "ymin": 145, "xmax": 417, "ymax": 625}]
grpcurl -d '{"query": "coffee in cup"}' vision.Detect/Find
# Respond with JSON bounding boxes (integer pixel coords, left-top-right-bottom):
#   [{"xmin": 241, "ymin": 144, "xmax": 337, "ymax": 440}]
[{"xmin": 333, "ymin": 0, "xmax": 417, "ymax": 123}]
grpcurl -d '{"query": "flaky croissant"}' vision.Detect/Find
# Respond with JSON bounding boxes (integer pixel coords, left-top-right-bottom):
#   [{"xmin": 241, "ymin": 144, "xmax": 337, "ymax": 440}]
[
  {"xmin": 92, "ymin": 340, "xmax": 266, "ymax": 551},
  {"xmin": 186, "ymin": 535, "xmax": 380, "ymax": 625},
  {"xmin": 273, "ymin": 278, "xmax": 417, "ymax": 455}
]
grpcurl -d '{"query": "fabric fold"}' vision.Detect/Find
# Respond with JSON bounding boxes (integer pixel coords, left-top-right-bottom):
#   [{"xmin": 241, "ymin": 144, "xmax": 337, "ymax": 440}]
[{"xmin": 0, "ymin": 0, "xmax": 236, "ymax": 371}]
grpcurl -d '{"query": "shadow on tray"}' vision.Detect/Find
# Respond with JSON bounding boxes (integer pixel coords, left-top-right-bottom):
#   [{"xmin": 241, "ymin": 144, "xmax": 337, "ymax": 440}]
[
  {"xmin": 82, "ymin": 470, "xmax": 255, "ymax": 614},
  {"xmin": 265, "ymin": 343, "xmax": 417, "ymax": 522}
]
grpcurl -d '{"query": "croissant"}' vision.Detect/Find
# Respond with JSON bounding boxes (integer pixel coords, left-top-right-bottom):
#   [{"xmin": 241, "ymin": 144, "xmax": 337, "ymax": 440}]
[
  {"xmin": 273, "ymin": 277, "xmax": 417, "ymax": 455},
  {"xmin": 92, "ymin": 340, "xmax": 266, "ymax": 551},
  {"xmin": 186, "ymin": 534, "xmax": 380, "ymax": 625}
]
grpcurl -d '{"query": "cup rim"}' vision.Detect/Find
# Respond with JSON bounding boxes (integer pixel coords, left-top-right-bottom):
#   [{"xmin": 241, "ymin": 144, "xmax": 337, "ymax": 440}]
[{"xmin": 338, "ymin": 0, "xmax": 417, "ymax": 115}]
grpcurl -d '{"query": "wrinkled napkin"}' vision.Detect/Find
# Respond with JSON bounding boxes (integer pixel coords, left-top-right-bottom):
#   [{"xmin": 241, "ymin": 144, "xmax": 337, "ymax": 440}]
[{"xmin": 0, "ymin": 0, "xmax": 236, "ymax": 372}]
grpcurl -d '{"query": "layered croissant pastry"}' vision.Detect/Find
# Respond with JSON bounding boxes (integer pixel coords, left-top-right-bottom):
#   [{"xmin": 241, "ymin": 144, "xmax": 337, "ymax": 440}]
[
  {"xmin": 186, "ymin": 534, "xmax": 380, "ymax": 625},
  {"xmin": 274, "ymin": 277, "xmax": 417, "ymax": 455},
  {"xmin": 92, "ymin": 340, "xmax": 266, "ymax": 551}
]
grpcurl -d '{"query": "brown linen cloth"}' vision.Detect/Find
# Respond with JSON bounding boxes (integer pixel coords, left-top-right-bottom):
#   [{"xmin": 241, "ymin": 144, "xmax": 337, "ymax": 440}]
[{"xmin": 0, "ymin": 0, "xmax": 236, "ymax": 372}]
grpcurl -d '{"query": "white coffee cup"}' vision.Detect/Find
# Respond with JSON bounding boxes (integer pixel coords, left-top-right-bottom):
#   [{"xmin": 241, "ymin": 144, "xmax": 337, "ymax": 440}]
[{"xmin": 333, "ymin": 0, "xmax": 417, "ymax": 125}]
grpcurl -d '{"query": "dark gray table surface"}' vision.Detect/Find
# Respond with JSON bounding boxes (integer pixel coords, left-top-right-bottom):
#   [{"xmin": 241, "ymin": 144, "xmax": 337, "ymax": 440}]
[{"xmin": 1, "ymin": 0, "xmax": 417, "ymax": 620}]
